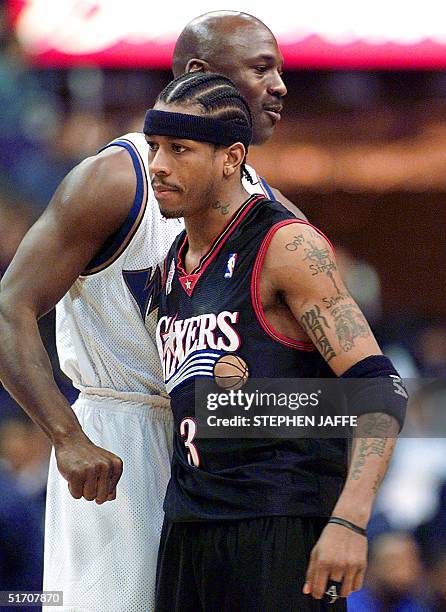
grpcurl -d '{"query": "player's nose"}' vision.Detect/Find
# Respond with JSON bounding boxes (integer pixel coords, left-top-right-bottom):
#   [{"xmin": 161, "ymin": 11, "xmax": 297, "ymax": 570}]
[
  {"xmin": 149, "ymin": 148, "xmax": 171, "ymax": 176},
  {"xmin": 268, "ymin": 72, "xmax": 287, "ymax": 98}
]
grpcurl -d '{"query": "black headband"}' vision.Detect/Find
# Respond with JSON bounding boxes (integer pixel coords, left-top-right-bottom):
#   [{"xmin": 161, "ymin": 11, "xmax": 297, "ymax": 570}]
[{"xmin": 143, "ymin": 109, "xmax": 252, "ymax": 149}]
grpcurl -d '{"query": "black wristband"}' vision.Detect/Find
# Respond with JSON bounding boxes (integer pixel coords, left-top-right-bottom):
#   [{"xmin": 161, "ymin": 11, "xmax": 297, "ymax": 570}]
[
  {"xmin": 340, "ymin": 355, "xmax": 407, "ymax": 431},
  {"xmin": 328, "ymin": 516, "xmax": 367, "ymax": 537}
]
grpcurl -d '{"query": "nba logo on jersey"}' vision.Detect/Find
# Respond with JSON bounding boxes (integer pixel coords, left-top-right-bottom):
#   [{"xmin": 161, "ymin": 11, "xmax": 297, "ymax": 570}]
[{"xmin": 224, "ymin": 253, "xmax": 238, "ymax": 278}]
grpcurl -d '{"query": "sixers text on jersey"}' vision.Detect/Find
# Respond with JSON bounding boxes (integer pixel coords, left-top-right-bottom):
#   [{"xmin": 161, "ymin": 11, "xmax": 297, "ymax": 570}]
[{"xmin": 157, "ymin": 311, "xmax": 240, "ymax": 392}]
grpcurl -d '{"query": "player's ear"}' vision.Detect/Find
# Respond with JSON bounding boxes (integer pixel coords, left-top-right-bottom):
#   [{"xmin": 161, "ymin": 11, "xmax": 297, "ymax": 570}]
[
  {"xmin": 223, "ymin": 143, "xmax": 246, "ymax": 178},
  {"xmin": 185, "ymin": 59, "xmax": 210, "ymax": 73}
]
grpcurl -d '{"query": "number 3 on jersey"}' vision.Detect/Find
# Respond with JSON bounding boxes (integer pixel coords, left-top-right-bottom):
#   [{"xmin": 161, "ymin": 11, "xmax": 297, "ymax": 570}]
[{"xmin": 180, "ymin": 417, "xmax": 200, "ymax": 467}]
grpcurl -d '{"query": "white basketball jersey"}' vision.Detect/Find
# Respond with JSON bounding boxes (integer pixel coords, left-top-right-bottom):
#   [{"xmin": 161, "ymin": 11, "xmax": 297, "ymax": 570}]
[{"xmin": 55, "ymin": 133, "xmax": 268, "ymax": 397}]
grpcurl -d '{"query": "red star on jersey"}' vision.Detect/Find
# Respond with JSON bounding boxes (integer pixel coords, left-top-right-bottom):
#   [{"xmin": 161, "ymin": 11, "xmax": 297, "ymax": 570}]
[{"xmin": 179, "ymin": 274, "xmax": 200, "ymax": 297}]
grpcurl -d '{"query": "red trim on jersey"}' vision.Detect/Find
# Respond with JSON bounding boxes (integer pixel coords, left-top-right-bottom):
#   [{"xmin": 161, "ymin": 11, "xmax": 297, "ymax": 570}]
[
  {"xmin": 177, "ymin": 232, "xmax": 188, "ymax": 275},
  {"xmin": 178, "ymin": 273, "xmax": 200, "ymax": 297},
  {"xmin": 251, "ymin": 219, "xmax": 335, "ymax": 351},
  {"xmin": 177, "ymin": 194, "xmax": 264, "ymax": 296}
]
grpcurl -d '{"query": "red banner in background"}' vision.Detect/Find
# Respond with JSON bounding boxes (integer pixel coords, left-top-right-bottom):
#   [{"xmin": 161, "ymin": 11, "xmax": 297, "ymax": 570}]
[{"xmin": 8, "ymin": 0, "xmax": 446, "ymax": 69}]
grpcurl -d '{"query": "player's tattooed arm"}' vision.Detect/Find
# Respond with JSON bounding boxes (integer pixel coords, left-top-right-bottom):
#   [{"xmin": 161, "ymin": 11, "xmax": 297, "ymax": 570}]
[
  {"xmin": 266, "ymin": 222, "xmax": 378, "ymax": 375},
  {"xmin": 267, "ymin": 221, "xmax": 400, "ymax": 495},
  {"xmin": 263, "ymin": 223, "xmax": 400, "ymax": 600},
  {"xmin": 303, "ymin": 412, "xmax": 398, "ymax": 600},
  {"xmin": 333, "ymin": 412, "xmax": 398, "ymax": 523},
  {"xmin": 284, "ymin": 225, "xmax": 343, "ymax": 295},
  {"xmin": 349, "ymin": 417, "xmax": 393, "ymax": 483},
  {"xmin": 331, "ymin": 303, "xmax": 372, "ymax": 351},
  {"xmin": 300, "ymin": 305, "xmax": 337, "ymax": 362}
]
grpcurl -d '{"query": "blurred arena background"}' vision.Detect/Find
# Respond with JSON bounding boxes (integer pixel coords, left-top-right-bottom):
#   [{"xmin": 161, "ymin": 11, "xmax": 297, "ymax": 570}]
[{"xmin": 1, "ymin": 1, "xmax": 446, "ymax": 610}]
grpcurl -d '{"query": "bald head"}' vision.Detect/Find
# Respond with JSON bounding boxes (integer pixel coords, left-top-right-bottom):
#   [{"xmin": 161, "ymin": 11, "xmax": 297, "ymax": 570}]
[
  {"xmin": 172, "ymin": 12, "xmax": 271, "ymax": 76},
  {"xmin": 172, "ymin": 11, "xmax": 286, "ymax": 145}
]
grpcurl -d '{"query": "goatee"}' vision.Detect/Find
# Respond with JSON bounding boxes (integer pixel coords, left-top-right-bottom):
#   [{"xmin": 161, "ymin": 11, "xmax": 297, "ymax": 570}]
[{"xmin": 159, "ymin": 207, "xmax": 184, "ymax": 219}]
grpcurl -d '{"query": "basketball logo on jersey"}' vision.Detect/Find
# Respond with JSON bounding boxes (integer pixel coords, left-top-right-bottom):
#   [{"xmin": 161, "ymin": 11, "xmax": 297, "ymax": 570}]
[
  {"xmin": 214, "ymin": 354, "xmax": 249, "ymax": 390},
  {"xmin": 224, "ymin": 253, "xmax": 238, "ymax": 278},
  {"xmin": 156, "ymin": 311, "xmax": 241, "ymax": 392}
]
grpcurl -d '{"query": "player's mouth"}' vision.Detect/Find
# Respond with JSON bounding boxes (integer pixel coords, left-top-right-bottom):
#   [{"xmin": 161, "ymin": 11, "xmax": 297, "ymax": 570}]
[
  {"xmin": 263, "ymin": 105, "xmax": 283, "ymax": 123},
  {"xmin": 152, "ymin": 182, "xmax": 181, "ymax": 198}
]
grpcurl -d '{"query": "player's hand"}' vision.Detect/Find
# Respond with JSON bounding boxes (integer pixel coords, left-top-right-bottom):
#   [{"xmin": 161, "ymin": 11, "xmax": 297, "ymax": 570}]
[
  {"xmin": 303, "ymin": 522, "xmax": 367, "ymax": 599},
  {"xmin": 54, "ymin": 433, "xmax": 123, "ymax": 504}
]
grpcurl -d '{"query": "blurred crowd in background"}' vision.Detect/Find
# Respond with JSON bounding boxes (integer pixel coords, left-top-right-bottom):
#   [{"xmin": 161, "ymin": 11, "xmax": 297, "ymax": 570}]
[{"xmin": 1, "ymin": 2, "xmax": 446, "ymax": 610}]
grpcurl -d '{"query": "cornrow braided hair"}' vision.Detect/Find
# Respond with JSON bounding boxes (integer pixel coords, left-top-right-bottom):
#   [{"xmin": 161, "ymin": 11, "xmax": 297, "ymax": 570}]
[{"xmin": 156, "ymin": 72, "xmax": 254, "ymax": 184}]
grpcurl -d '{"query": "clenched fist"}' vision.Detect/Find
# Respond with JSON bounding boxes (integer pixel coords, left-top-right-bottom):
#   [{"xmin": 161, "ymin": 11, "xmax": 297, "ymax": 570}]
[{"xmin": 54, "ymin": 432, "xmax": 123, "ymax": 504}]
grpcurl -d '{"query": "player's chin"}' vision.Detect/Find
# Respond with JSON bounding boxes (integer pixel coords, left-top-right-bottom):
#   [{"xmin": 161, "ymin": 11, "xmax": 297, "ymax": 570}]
[
  {"xmin": 252, "ymin": 120, "xmax": 275, "ymax": 146},
  {"xmin": 159, "ymin": 206, "xmax": 184, "ymax": 219}
]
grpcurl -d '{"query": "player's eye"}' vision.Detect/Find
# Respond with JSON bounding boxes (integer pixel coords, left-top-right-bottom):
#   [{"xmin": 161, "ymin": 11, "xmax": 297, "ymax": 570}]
[
  {"xmin": 172, "ymin": 143, "xmax": 187, "ymax": 153},
  {"xmin": 254, "ymin": 66, "xmax": 268, "ymax": 74},
  {"xmin": 147, "ymin": 141, "xmax": 158, "ymax": 152}
]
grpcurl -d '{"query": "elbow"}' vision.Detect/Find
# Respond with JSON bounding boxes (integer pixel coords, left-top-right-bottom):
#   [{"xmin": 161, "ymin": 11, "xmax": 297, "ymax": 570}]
[
  {"xmin": 0, "ymin": 293, "xmax": 35, "ymax": 328},
  {"xmin": 341, "ymin": 355, "xmax": 408, "ymax": 433}
]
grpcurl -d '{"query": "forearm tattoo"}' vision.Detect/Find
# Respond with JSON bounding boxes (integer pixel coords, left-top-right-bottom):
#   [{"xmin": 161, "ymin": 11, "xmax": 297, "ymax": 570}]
[{"xmin": 349, "ymin": 413, "xmax": 397, "ymax": 489}]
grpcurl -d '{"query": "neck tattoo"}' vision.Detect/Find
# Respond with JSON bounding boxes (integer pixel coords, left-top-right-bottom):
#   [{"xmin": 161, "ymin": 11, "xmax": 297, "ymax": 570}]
[{"xmin": 211, "ymin": 201, "xmax": 230, "ymax": 215}]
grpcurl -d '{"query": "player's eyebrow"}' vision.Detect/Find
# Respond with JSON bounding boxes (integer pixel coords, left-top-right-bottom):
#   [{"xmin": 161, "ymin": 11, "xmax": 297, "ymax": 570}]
[{"xmin": 247, "ymin": 53, "xmax": 284, "ymax": 69}]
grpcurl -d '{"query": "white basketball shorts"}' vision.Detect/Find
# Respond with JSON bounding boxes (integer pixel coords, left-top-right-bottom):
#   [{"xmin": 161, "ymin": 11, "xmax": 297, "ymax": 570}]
[{"xmin": 43, "ymin": 391, "xmax": 173, "ymax": 612}]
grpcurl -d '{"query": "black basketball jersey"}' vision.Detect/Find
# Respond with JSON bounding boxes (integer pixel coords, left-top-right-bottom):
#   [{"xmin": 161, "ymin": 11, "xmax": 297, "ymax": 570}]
[{"xmin": 156, "ymin": 194, "xmax": 347, "ymax": 522}]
